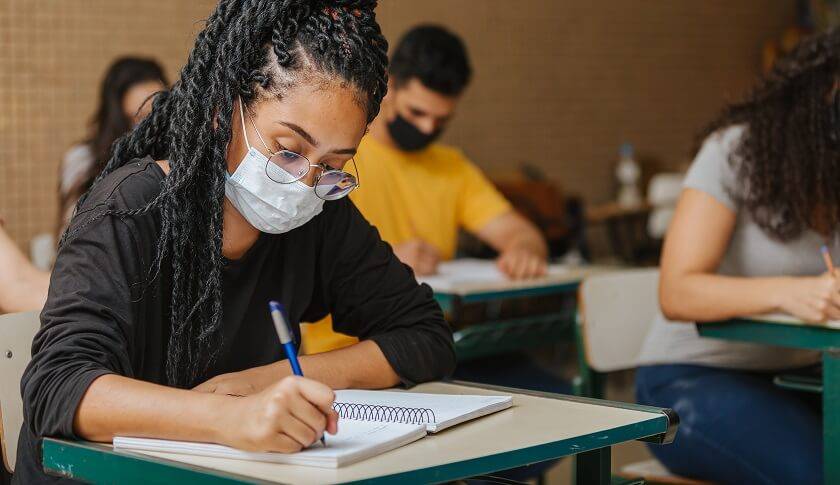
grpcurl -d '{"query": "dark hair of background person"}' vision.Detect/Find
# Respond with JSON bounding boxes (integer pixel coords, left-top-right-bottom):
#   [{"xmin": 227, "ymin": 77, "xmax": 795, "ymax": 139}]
[
  {"xmin": 59, "ymin": 57, "xmax": 169, "ymax": 227},
  {"xmin": 696, "ymin": 28, "xmax": 840, "ymax": 241},
  {"xmin": 67, "ymin": 0, "xmax": 389, "ymax": 387},
  {"xmin": 389, "ymin": 24, "xmax": 472, "ymax": 96}
]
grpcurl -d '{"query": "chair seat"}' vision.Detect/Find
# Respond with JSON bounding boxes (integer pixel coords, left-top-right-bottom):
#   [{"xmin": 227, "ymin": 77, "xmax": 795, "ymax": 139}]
[{"xmin": 618, "ymin": 459, "xmax": 714, "ymax": 485}]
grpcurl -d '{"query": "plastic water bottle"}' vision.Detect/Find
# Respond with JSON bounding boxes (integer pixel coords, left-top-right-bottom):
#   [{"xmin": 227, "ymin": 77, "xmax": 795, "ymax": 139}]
[{"xmin": 616, "ymin": 143, "xmax": 642, "ymax": 207}]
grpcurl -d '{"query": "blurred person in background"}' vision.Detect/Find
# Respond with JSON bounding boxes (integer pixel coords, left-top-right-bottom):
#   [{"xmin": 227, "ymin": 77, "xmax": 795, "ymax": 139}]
[
  {"xmin": 0, "ymin": 219, "xmax": 49, "ymax": 314},
  {"xmin": 305, "ymin": 25, "xmax": 550, "ymax": 354},
  {"xmin": 0, "ymin": 56, "xmax": 167, "ymax": 314},
  {"xmin": 355, "ymin": 24, "xmax": 547, "ymax": 279},
  {"xmin": 637, "ymin": 29, "xmax": 840, "ymax": 484},
  {"xmin": 59, "ymin": 56, "xmax": 169, "ymax": 230}
]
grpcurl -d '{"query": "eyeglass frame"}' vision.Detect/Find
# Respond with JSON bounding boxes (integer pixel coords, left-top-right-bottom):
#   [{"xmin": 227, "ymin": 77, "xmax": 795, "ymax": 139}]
[{"xmin": 239, "ymin": 99, "xmax": 361, "ymax": 201}]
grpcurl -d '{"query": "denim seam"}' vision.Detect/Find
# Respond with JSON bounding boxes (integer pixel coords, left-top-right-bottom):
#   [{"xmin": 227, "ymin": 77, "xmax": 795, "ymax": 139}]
[{"xmin": 637, "ymin": 381, "xmax": 778, "ymax": 485}]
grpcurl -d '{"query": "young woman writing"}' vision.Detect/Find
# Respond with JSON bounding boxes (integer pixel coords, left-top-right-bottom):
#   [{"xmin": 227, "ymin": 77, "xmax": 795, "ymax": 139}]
[
  {"xmin": 16, "ymin": 1, "xmax": 454, "ymax": 482},
  {"xmin": 636, "ymin": 29, "xmax": 840, "ymax": 484}
]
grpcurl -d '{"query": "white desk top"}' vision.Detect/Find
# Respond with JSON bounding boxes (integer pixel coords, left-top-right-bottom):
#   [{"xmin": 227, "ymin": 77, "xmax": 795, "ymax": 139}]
[
  {"xmin": 419, "ymin": 261, "xmax": 620, "ymax": 296},
  {"xmin": 737, "ymin": 313, "xmax": 840, "ymax": 330},
  {"xmin": 121, "ymin": 382, "xmax": 665, "ymax": 484}
]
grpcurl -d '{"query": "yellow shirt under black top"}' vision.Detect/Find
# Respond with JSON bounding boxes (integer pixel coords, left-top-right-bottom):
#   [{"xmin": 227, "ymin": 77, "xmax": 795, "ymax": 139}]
[{"xmin": 303, "ymin": 135, "xmax": 512, "ymax": 354}]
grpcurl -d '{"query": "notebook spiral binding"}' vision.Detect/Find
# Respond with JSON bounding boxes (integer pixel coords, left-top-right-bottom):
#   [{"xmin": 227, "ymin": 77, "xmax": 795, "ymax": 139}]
[{"xmin": 333, "ymin": 402, "xmax": 436, "ymax": 425}]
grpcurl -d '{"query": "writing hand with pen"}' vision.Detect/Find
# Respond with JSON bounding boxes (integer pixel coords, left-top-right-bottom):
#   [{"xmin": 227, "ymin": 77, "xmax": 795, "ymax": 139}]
[{"xmin": 775, "ymin": 245, "xmax": 840, "ymax": 324}]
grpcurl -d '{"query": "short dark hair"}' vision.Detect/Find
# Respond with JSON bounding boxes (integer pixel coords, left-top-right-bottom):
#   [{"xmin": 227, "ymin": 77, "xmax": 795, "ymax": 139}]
[{"xmin": 389, "ymin": 24, "xmax": 472, "ymax": 96}]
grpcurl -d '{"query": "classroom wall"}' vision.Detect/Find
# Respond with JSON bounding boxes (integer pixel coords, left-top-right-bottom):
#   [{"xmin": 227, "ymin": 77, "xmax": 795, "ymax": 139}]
[
  {"xmin": 0, "ymin": 1, "xmax": 794, "ymax": 248},
  {"xmin": 376, "ymin": 0, "xmax": 795, "ymax": 200},
  {"xmin": 0, "ymin": 0, "xmax": 218, "ymax": 248}
]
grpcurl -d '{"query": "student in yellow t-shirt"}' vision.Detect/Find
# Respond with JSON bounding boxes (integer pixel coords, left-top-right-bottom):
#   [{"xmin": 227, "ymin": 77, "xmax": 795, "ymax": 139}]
[{"xmin": 304, "ymin": 25, "xmax": 548, "ymax": 354}]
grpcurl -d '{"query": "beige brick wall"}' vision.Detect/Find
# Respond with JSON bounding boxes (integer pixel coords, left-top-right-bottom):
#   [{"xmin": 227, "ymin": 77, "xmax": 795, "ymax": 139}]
[
  {"xmin": 377, "ymin": 0, "xmax": 794, "ymax": 202},
  {"xmin": 0, "ymin": 1, "xmax": 793, "ymax": 247},
  {"xmin": 0, "ymin": 0, "xmax": 218, "ymax": 247}
]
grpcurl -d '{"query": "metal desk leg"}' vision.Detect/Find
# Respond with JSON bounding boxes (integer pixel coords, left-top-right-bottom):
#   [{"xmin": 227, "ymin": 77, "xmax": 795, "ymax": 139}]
[
  {"xmin": 575, "ymin": 446, "xmax": 610, "ymax": 485},
  {"xmin": 825, "ymin": 350, "xmax": 840, "ymax": 484}
]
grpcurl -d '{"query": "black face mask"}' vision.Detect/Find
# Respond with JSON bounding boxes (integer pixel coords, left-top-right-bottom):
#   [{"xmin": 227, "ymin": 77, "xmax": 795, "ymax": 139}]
[{"xmin": 386, "ymin": 113, "xmax": 443, "ymax": 152}]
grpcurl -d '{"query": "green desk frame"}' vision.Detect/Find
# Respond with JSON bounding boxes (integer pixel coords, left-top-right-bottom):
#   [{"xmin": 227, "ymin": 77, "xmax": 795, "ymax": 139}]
[
  {"xmin": 698, "ymin": 318, "xmax": 840, "ymax": 484},
  {"xmin": 41, "ymin": 383, "xmax": 678, "ymax": 485},
  {"xmin": 435, "ymin": 281, "xmax": 581, "ymax": 362}
]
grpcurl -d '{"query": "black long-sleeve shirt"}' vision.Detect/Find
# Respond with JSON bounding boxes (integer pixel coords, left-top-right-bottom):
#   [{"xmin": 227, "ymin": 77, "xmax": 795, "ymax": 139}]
[{"xmin": 14, "ymin": 159, "xmax": 455, "ymax": 483}]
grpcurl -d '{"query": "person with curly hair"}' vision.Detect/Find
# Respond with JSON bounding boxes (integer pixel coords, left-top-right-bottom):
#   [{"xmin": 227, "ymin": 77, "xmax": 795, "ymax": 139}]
[
  {"xmin": 635, "ymin": 28, "xmax": 840, "ymax": 484},
  {"xmin": 15, "ymin": 1, "xmax": 455, "ymax": 482}
]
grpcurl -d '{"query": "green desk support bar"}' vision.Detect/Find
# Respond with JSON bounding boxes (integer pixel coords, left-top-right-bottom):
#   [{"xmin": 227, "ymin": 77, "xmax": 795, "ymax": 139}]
[
  {"xmin": 42, "ymin": 439, "xmax": 257, "ymax": 485},
  {"xmin": 452, "ymin": 312, "xmax": 574, "ymax": 362},
  {"xmin": 699, "ymin": 318, "xmax": 840, "ymax": 484},
  {"xmin": 572, "ymin": 310, "xmax": 606, "ymax": 400},
  {"xmin": 773, "ymin": 373, "xmax": 823, "ymax": 394},
  {"xmin": 701, "ymin": 319, "xmax": 840, "ymax": 350},
  {"xmin": 825, "ymin": 350, "xmax": 840, "ymax": 482},
  {"xmin": 438, "ymin": 282, "xmax": 581, "ymax": 306}
]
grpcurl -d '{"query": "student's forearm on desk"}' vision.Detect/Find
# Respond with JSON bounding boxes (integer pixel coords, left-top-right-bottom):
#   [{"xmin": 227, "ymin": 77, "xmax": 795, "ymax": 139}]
[
  {"xmin": 479, "ymin": 212, "xmax": 547, "ymax": 258},
  {"xmin": 659, "ymin": 273, "xmax": 792, "ymax": 322},
  {"xmin": 660, "ymin": 189, "xmax": 840, "ymax": 323},
  {"xmin": 301, "ymin": 340, "xmax": 399, "ymax": 389},
  {"xmin": 74, "ymin": 374, "xmax": 234, "ymax": 443},
  {"xmin": 193, "ymin": 340, "xmax": 399, "ymax": 395},
  {"xmin": 75, "ymin": 373, "xmax": 338, "ymax": 452}
]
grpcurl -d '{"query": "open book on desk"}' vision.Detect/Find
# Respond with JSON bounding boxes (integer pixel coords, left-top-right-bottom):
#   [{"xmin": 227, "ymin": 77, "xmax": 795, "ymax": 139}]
[{"xmin": 114, "ymin": 390, "xmax": 512, "ymax": 468}]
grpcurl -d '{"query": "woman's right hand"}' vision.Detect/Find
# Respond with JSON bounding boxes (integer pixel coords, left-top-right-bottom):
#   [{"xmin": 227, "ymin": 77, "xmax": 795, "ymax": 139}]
[
  {"xmin": 217, "ymin": 376, "xmax": 338, "ymax": 452},
  {"xmin": 775, "ymin": 272, "xmax": 840, "ymax": 323}
]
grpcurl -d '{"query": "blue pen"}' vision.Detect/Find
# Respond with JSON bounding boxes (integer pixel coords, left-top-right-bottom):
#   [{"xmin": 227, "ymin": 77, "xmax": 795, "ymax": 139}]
[{"xmin": 269, "ymin": 301, "xmax": 326, "ymax": 446}]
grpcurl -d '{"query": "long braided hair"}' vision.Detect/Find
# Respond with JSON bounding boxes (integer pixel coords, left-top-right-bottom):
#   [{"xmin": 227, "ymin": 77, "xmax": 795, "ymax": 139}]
[
  {"xmin": 697, "ymin": 28, "xmax": 840, "ymax": 241},
  {"xmin": 71, "ymin": 0, "xmax": 388, "ymax": 387}
]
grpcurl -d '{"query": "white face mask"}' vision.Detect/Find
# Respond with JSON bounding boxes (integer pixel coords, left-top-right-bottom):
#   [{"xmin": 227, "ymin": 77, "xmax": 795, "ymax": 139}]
[{"xmin": 224, "ymin": 102, "xmax": 325, "ymax": 234}]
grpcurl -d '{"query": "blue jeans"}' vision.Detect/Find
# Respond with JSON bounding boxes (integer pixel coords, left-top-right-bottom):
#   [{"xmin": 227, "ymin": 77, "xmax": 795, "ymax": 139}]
[{"xmin": 636, "ymin": 364, "xmax": 822, "ymax": 485}]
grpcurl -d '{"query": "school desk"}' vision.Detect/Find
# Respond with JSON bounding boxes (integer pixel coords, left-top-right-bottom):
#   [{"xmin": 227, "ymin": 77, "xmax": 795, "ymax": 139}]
[
  {"xmin": 698, "ymin": 315, "xmax": 840, "ymax": 484},
  {"xmin": 41, "ymin": 381, "xmax": 678, "ymax": 485},
  {"xmin": 429, "ymin": 265, "xmax": 618, "ymax": 361}
]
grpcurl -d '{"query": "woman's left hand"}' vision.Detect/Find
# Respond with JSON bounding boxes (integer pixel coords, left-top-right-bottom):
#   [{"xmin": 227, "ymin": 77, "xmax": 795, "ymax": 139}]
[{"xmin": 193, "ymin": 363, "xmax": 279, "ymax": 396}]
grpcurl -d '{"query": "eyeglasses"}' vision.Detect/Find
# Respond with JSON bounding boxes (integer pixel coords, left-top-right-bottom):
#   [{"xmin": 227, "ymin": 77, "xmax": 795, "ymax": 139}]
[{"xmin": 245, "ymin": 108, "xmax": 360, "ymax": 201}]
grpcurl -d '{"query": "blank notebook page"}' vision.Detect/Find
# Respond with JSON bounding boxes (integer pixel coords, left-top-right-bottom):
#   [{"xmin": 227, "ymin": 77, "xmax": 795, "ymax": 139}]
[
  {"xmin": 114, "ymin": 420, "xmax": 426, "ymax": 469},
  {"xmin": 334, "ymin": 390, "xmax": 513, "ymax": 432},
  {"xmin": 418, "ymin": 258, "xmax": 568, "ymax": 292}
]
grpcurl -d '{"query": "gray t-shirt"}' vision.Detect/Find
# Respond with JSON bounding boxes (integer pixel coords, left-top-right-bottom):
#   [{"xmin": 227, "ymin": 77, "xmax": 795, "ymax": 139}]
[{"xmin": 637, "ymin": 125, "xmax": 821, "ymax": 370}]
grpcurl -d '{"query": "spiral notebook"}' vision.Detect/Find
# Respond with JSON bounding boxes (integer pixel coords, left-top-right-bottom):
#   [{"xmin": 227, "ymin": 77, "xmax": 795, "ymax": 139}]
[{"xmin": 113, "ymin": 390, "xmax": 512, "ymax": 468}]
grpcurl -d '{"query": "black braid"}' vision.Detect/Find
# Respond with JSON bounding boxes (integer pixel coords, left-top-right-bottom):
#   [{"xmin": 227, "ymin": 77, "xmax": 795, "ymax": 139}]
[
  {"xmin": 696, "ymin": 28, "xmax": 840, "ymax": 241},
  {"xmin": 66, "ymin": 0, "xmax": 389, "ymax": 387}
]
